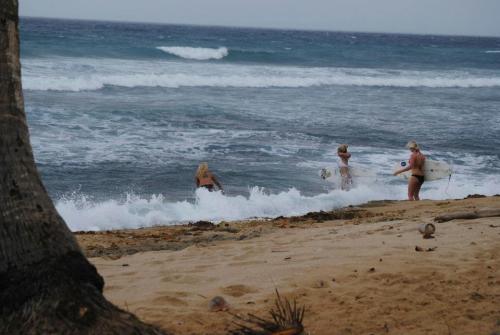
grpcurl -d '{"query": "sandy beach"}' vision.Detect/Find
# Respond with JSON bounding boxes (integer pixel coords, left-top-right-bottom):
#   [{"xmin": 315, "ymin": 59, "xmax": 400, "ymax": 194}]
[{"xmin": 76, "ymin": 196, "xmax": 500, "ymax": 335}]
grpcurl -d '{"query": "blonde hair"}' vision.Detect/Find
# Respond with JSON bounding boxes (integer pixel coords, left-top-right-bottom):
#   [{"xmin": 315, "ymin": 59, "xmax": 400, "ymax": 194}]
[
  {"xmin": 196, "ymin": 162, "xmax": 209, "ymax": 179},
  {"xmin": 337, "ymin": 144, "xmax": 348, "ymax": 153},
  {"xmin": 406, "ymin": 141, "xmax": 420, "ymax": 150}
]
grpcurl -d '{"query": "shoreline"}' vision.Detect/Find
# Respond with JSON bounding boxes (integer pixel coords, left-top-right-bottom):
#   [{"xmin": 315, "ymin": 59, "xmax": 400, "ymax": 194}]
[
  {"xmin": 77, "ymin": 195, "xmax": 500, "ymax": 334},
  {"xmin": 76, "ymin": 194, "xmax": 497, "ymax": 259}
]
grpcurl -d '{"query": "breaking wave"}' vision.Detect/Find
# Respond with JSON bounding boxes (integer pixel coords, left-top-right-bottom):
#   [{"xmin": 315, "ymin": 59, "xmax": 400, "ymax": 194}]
[
  {"xmin": 22, "ymin": 57, "xmax": 500, "ymax": 91},
  {"xmin": 24, "ymin": 74, "xmax": 500, "ymax": 91},
  {"xmin": 57, "ymin": 173, "xmax": 500, "ymax": 231},
  {"xmin": 24, "ymin": 69, "xmax": 500, "ymax": 92},
  {"xmin": 56, "ymin": 186, "xmax": 394, "ymax": 231},
  {"xmin": 157, "ymin": 46, "xmax": 229, "ymax": 60}
]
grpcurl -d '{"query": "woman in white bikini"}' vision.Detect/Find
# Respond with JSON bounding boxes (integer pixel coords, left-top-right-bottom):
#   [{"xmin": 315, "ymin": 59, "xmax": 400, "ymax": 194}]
[{"xmin": 337, "ymin": 144, "xmax": 352, "ymax": 191}]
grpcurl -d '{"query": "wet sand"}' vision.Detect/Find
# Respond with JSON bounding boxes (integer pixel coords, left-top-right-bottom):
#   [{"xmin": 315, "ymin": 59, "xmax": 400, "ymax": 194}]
[{"xmin": 77, "ymin": 196, "xmax": 500, "ymax": 335}]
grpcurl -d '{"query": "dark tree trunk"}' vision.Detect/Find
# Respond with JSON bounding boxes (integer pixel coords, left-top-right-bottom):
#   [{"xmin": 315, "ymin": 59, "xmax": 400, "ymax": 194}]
[{"xmin": 0, "ymin": 1, "xmax": 168, "ymax": 333}]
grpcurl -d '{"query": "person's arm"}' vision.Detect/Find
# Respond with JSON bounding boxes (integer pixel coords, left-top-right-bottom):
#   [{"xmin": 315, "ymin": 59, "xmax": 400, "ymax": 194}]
[
  {"xmin": 394, "ymin": 155, "xmax": 413, "ymax": 175},
  {"xmin": 211, "ymin": 174, "xmax": 223, "ymax": 191},
  {"xmin": 394, "ymin": 165, "xmax": 411, "ymax": 175}
]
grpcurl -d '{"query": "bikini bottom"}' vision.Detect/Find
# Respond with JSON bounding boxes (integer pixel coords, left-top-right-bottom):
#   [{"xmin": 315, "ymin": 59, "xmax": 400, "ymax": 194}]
[{"xmin": 411, "ymin": 174, "xmax": 425, "ymax": 185}]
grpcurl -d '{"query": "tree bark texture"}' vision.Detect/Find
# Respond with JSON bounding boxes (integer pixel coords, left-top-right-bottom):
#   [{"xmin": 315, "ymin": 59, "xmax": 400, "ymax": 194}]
[
  {"xmin": 0, "ymin": 0, "xmax": 83, "ymax": 275},
  {"xmin": 0, "ymin": 1, "xmax": 167, "ymax": 333}
]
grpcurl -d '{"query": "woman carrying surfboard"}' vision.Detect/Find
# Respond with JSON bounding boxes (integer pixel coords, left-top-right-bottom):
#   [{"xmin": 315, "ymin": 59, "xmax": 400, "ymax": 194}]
[
  {"xmin": 337, "ymin": 144, "xmax": 352, "ymax": 191},
  {"xmin": 394, "ymin": 141, "xmax": 426, "ymax": 201},
  {"xmin": 195, "ymin": 162, "xmax": 223, "ymax": 192}
]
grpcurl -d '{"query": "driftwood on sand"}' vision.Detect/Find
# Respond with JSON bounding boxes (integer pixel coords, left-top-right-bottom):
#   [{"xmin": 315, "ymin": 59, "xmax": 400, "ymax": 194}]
[{"xmin": 434, "ymin": 209, "xmax": 500, "ymax": 223}]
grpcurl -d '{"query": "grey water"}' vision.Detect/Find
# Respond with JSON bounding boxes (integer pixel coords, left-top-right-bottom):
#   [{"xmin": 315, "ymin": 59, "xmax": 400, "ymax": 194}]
[{"xmin": 20, "ymin": 17, "xmax": 500, "ymax": 230}]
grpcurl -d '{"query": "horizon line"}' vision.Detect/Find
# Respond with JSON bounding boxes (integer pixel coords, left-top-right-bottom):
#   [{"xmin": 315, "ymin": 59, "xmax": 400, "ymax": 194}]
[{"xmin": 20, "ymin": 15, "xmax": 500, "ymax": 39}]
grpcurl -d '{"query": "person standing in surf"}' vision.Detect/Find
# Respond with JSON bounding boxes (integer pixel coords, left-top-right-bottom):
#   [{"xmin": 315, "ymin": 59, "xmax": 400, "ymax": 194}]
[
  {"xmin": 394, "ymin": 141, "xmax": 426, "ymax": 201},
  {"xmin": 195, "ymin": 162, "xmax": 224, "ymax": 192},
  {"xmin": 337, "ymin": 144, "xmax": 352, "ymax": 191}
]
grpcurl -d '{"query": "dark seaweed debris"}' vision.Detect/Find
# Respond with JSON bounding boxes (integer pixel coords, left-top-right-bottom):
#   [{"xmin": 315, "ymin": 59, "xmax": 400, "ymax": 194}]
[
  {"xmin": 293, "ymin": 209, "xmax": 369, "ymax": 222},
  {"xmin": 230, "ymin": 290, "xmax": 305, "ymax": 335},
  {"xmin": 188, "ymin": 221, "xmax": 215, "ymax": 230}
]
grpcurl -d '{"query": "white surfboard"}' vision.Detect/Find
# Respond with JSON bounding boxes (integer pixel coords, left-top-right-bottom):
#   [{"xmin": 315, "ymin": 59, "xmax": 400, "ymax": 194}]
[
  {"xmin": 394, "ymin": 159, "xmax": 452, "ymax": 181},
  {"xmin": 320, "ymin": 165, "xmax": 376, "ymax": 182}
]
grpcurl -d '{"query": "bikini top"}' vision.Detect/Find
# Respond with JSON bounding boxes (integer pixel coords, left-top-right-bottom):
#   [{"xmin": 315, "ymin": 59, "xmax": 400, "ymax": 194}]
[{"xmin": 198, "ymin": 174, "xmax": 213, "ymax": 186}]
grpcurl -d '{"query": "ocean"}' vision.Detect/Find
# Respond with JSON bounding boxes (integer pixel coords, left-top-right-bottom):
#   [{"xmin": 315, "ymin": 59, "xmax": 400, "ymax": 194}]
[{"xmin": 20, "ymin": 17, "xmax": 500, "ymax": 231}]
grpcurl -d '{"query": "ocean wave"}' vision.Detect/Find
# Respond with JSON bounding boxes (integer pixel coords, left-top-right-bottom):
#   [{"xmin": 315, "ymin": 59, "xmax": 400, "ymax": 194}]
[
  {"xmin": 485, "ymin": 50, "xmax": 500, "ymax": 53},
  {"xmin": 22, "ymin": 57, "xmax": 500, "ymax": 91},
  {"xmin": 56, "ymin": 186, "xmax": 393, "ymax": 231},
  {"xmin": 156, "ymin": 46, "xmax": 228, "ymax": 60},
  {"xmin": 23, "ymin": 73, "xmax": 500, "ymax": 91},
  {"xmin": 56, "ymin": 173, "xmax": 500, "ymax": 231}
]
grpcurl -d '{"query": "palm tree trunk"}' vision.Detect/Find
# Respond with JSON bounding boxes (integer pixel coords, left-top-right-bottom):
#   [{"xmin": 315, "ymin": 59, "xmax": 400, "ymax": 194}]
[{"xmin": 0, "ymin": 2, "xmax": 167, "ymax": 334}]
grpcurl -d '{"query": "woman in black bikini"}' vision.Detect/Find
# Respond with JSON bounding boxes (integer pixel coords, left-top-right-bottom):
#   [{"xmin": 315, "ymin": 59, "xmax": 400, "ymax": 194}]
[{"xmin": 394, "ymin": 141, "xmax": 426, "ymax": 201}]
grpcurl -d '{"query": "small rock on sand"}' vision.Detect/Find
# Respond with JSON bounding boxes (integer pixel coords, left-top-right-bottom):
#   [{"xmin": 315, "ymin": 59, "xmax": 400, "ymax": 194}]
[
  {"xmin": 208, "ymin": 296, "xmax": 229, "ymax": 312},
  {"xmin": 313, "ymin": 279, "xmax": 327, "ymax": 288}
]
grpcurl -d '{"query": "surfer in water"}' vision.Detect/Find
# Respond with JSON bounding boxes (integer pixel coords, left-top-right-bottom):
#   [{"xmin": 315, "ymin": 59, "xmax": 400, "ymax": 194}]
[
  {"xmin": 195, "ymin": 162, "xmax": 223, "ymax": 192},
  {"xmin": 394, "ymin": 141, "xmax": 426, "ymax": 201},
  {"xmin": 337, "ymin": 144, "xmax": 352, "ymax": 191}
]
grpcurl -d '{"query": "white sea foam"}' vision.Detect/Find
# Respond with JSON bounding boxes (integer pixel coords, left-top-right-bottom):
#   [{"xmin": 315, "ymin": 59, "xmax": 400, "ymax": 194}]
[
  {"xmin": 22, "ymin": 57, "xmax": 500, "ymax": 91},
  {"xmin": 56, "ymin": 186, "xmax": 395, "ymax": 231},
  {"xmin": 57, "ymin": 171, "xmax": 500, "ymax": 231},
  {"xmin": 47, "ymin": 135, "xmax": 500, "ymax": 231},
  {"xmin": 157, "ymin": 46, "xmax": 228, "ymax": 60},
  {"xmin": 485, "ymin": 50, "xmax": 500, "ymax": 53},
  {"xmin": 24, "ymin": 73, "xmax": 500, "ymax": 91},
  {"xmin": 28, "ymin": 119, "xmax": 278, "ymax": 166}
]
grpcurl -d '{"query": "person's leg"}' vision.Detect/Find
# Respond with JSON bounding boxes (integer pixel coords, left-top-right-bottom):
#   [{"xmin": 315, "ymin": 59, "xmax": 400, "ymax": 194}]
[
  {"xmin": 414, "ymin": 179, "xmax": 423, "ymax": 200},
  {"xmin": 344, "ymin": 174, "xmax": 351, "ymax": 191},
  {"xmin": 341, "ymin": 175, "xmax": 347, "ymax": 190},
  {"xmin": 408, "ymin": 177, "xmax": 419, "ymax": 200},
  {"xmin": 340, "ymin": 167, "xmax": 349, "ymax": 190}
]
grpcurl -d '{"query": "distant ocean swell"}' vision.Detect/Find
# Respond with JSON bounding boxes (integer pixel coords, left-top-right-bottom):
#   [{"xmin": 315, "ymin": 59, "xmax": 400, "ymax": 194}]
[
  {"xmin": 24, "ymin": 74, "xmax": 500, "ymax": 91},
  {"xmin": 22, "ymin": 57, "xmax": 500, "ymax": 91},
  {"xmin": 156, "ymin": 46, "xmax": 229, "ymax": 60}
]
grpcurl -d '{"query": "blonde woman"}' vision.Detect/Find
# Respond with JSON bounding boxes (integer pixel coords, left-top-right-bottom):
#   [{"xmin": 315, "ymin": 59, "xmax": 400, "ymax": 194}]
[
  {"xmin": 394, "ymin": 141, "xmax": 426, "ymax": 201},
  {"xmin": 195, "ymin": 162, "xmax": 223, "ymax": 192},
  {"xmin": 337, "ymin": 144, "xmax": 352, "ymax": 190}
]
